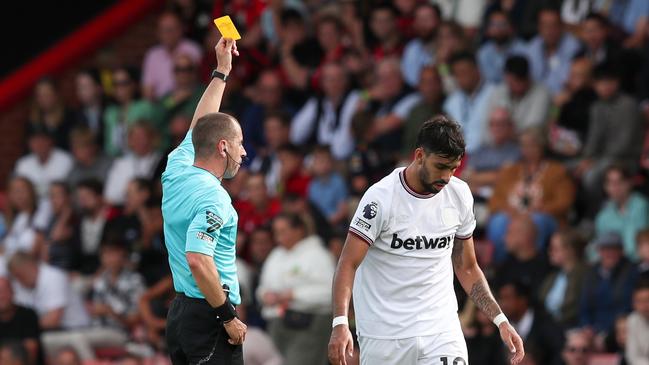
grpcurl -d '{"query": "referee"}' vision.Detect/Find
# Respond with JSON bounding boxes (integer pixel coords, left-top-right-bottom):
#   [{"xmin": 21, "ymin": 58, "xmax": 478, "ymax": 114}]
[{"xmin": 162, "ymin": 37, "xmax": 247, "ymax": 365}]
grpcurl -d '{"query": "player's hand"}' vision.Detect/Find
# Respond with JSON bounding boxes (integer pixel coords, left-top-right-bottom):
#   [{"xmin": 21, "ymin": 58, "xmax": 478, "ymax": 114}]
[
  {"xmin": 498, "ymin": 322, "xmax": 524, "ymax": 364},
  {"xmin": 214, "ymin": 37, "xmax": 239, "ymax": 76},
  {"xmin": 328, "ymin": 325, "xmax": 354, "ymax": 365},
  {"xmin": 223, "ymin": 317, "xmax": 247, "ymax": 345}
]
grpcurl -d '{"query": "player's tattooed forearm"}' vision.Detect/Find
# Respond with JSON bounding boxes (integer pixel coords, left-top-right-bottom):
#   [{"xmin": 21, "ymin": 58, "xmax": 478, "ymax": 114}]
[
  {"xmin": 452, "ymin": 238, "xmax": 464, "ymax": 268},
  {"xmin": 469, "ymin": 280, "xmax": 501, "ymax": 320}
]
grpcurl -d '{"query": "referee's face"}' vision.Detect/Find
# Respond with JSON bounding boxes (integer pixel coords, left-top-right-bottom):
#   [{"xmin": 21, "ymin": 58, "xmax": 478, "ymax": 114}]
[
  {"xmin": 418, "ymin": 151, "xmax": 461, "ymax": 194},
  {"xmin": 223, "ymin": 124, "xmax": 247, "ymax": 180}
]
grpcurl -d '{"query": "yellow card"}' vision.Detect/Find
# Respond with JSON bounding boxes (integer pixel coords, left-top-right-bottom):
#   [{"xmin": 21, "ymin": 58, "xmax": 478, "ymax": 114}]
[{"xmin": 214, "ymin": 16, "xmax": 242, "ymax": 40}]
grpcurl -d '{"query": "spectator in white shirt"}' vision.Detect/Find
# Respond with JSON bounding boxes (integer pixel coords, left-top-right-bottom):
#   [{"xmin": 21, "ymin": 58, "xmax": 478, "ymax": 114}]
[
  {"xmin": 257, "ymin": 213, "xmax": 335, "ymax": 365},
  {"xmin": 1, "ymin": 177, "xmax": 38, "ymax": 258},
  {"xmin": 290, "ymin": 63, "xmax": 360, "ymax": 160},
  {"xmin": 104, "ymin": 122, "xmax": 161, "ymax": 206},
  {"xmin": 626, "ymin": 278, "xmax": 649, "ymax": 365},
  {"xmin": 14, "ymin": 127, "xmax": 73, "ymax": 202}
]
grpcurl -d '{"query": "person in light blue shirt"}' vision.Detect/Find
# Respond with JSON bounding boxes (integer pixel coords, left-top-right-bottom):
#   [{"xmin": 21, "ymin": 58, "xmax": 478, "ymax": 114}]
[
  {"xmin": 443, "ymin": 51, "xmax": 495, "ymax": 153},
  {"xmin": 307, "ymin": 146, "xmax": 349, "ymax": 227},
  {"xmin": 162, "ymin": 37, "xmax": 248, "ymax": 365},
  {"xmin": 477, "ymin": 10, "xmax": 527, "ymax": 84},
  {"xmin": 401, "ymin": 3, "xmax": 441, "ymax": 87},
  {"xmin": 524, "ymin": 8, "xmax": 581, "ymax": 95}
]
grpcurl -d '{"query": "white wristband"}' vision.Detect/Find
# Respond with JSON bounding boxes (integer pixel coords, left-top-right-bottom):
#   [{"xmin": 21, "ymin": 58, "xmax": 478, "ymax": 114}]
[
  {"xmin": 332, "ymin": 316, "xmax": 349, "ymax": 328},
  {"xmin": 493, "ymin": 313, "xmax": 509, "ymax": 327}
]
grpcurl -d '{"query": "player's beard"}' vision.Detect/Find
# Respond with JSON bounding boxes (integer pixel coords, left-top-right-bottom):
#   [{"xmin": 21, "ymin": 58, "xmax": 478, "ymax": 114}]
[{"xmin": 418, "ymin": 167, "xmax": 447, "ymax": 194}]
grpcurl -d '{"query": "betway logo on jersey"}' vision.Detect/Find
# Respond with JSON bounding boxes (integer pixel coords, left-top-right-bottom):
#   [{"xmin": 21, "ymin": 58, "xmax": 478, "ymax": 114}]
[{"xmin": 390, "ymin": 233, "xmax": 454, "ymax": 250}]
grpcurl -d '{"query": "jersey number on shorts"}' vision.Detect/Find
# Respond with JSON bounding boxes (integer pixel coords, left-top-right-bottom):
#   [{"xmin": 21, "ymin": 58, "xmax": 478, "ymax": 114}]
[{"xmin": 440, "ymin": 357, "xmax": 466, "ymax": 365}]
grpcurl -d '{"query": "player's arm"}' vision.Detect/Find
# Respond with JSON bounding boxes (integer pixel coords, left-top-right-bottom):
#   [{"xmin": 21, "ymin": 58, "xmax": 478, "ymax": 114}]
[
  {"xmin": 452, "ymin": 236, "xmax": 525, "ymax": 364},
  {"xmin": 189, "ymin": 37, "xmax": 239, "ymax": 130},
  {"xmin": 328, "ymin": 233, "xmax": 369, "ymax": 365}
]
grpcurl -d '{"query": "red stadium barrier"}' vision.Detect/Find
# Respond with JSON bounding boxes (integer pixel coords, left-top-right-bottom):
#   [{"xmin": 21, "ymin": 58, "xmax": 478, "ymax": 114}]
[{"xmin": 0, "ymin": 0, "xmax": 162, "ymax": 111}]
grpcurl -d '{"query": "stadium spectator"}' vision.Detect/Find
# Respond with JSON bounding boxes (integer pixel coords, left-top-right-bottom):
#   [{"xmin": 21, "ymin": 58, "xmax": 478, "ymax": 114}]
[
  {"xmin": 523, "ymin": 7, "xmax": 581, "ymax": 95},
  {"xmin": 154, "ymin": 53, "xmax": 202, "ymax": 150},
  {"xmin": 538, "ymin": 229, "xmax": 588, "ymax": 328},
  {"xmin": 309, "ymin": 15, "xmax": 349, "ymax": 86},
  {"xmin": 368, "ymin": 3, "xmax": 404, "ymax": 61},
  {"xmin": 282, "ymin": 192, "xmax": 334, "ymax": 244},
  {"xmin": 104, "ymin": 122, "xmax": 162, "ymax": 206},
  {"xmin": 52, "ymin": 347, "xmax": 81, "ymax": 365},
  {"xmin": 0, "ymin": 277, "xmax": 41, "ymax": 365},
  {"xmin": 103, "ymin": 67, "xmax": 155, "ymax": 157},
  {"xmin": 67, "ymin": 127, "xmax": 112, "ymax": 189},
  {"xmin": 290, "ymin": 63, "xmax": 359, "ymax": 160},
  {"xmin": 604, "ymin": 0, "xmax": 649, "ymax": 49},
  {"xmin": 14, "ymin": 127, "xmax": 73, "ymax": 201},
  {"xmin": 277, "ymin": 8, "xmax": 322, "ymax": 93},
  {"xmin": 487, "ymin": 128, "xmax": 574, "ymax": 260},
  {"xmin": 138, "ymin": 275, "xmax": 173, "ymax": 351},
  {"xmin": 495, "ymin": 214, "xmax": 551, "ymax": 294},
  {"xmin": 548, "ymin": 57, "xmax": 597, "ymax": 161},
  {"xmin": 462, "ymin": 108, "xmax": 520, "ymax": 198},
  {"xmin": 577, "ymin": 63, "xmax": 644, "ymax": 205},
  {"xmin": 434, "ymin": 21, "xmax": 470, "ymax": 93},
  {"xmin": 75, "ymin": 179, "xmax": 114, "ymax": 274},
  {"xmin": 0, "ymin": 342, "xmax": 30, "ymax": 365},
  {"xmin": 401, "ymin": 65, "xmax": 445, "ymax": 157},
  {"xmin": 607, "ymin": 314, "xmax": 628, "ymax": 360},
  {"xmin": 141, "ymin": 12, "xmax": 201, "ymax": 100},
  {"xmin": 8, "ymin": 252, "xmax": 90, "ymax": 332},
  {"xmin": 443, "ymin": 51, "xmax": 495, "ymax": 152},
  {"xmin": 595, "ymin": 165, "xmax": 649, "ymax": 261},
  {"xmin": 26, "ymin": 78, "xmax": 76, "ymax": 150},
  {"xmin": 400, "ymin": 3, "xmax": 441, "ymax": 87},
  {"xmin": 249, "ymin": 112, "xmax": 291, "ymax": 195},
  {"xmin": 74, "ymin": 69, "xmax": 105, "ymax": 145},
  {"xmin": 1, "ymin": 177, "xmax": 38, "ymax": 258},
  {"xmin": 307, "ymin": 146, "xmax": 348, "ymax": 227},
  {"xmin": 638, "ymin": 230, "xmax": 649, "ymax": 278},
  {"xmin": 257, "ymin": 213, "xmax": 334, "ymax": 365},
  {"xmin": 432, "ymin": 0, "xmax": 487, "ymax": 35},
  {"xmin": 169, "ymin": 0, "xmax": 212, "ymax": 44},
  {"xmin": 580, "ymin": 232, "xmax": 637, "ymax": 337},
  {"xmin": 561, "ymin": 329, "xmax": 593, "ymax": 365},
  {"xmin": 498, "ymin": 279, "xmax": 564, "ymax": 365},
  {"xmin": 234, "ymin": 173, "xmax": 282, "ymax": 235},
  {"xmin": 477, "ymin": 10, "xmax": 526, "ymax": 84},
  {"xmin": 489, "ymin": 55, "xmax": 552, "ymax": 132},
  {"xmin": 464, "ymin": 309, "xmax": 505, "ymax": 365},
  {"xmin": 276, "ymin": 144, "xmax": 310, "ymax": 198},
  {"xmin": 626, "ymin": 278, "xmax": 649, "ymax": 364},
  {"xmin": 34, "ymin": 182, "xmax": 79, "ymax": 271},
  {"xmin": 576, "ymin": 13, "xmax": 620, "ymax": 67}
]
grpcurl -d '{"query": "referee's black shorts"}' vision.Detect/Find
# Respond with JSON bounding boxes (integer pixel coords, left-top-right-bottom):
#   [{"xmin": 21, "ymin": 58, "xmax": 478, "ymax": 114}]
[{"xmin": 166, "ymin": 293, "xmax": 243, "ymax": 365}]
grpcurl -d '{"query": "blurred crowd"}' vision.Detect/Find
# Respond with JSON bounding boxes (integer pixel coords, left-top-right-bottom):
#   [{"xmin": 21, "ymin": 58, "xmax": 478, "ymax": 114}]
[{"xmin": 2, "ymin": 0, "xmax": 649, "ymax": 364}]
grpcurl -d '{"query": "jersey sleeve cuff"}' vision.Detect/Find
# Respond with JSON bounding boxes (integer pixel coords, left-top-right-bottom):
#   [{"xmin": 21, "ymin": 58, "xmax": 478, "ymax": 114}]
[
  {"xmin": 349, "ymin": 227, "xmax": 373, "ymax": 246},
  {"xmin": 455, "ymin": 233, "xmax": 473, "ymax": 240}
]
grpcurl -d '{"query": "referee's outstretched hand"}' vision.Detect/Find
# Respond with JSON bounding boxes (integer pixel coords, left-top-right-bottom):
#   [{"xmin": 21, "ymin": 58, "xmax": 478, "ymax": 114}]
[
  {"xmin": 224, "ymin": 317, "xmax": 247, "ymax": 345},
  {"xmin": 498, "ymin": 321, "xmax": 525, "ymax": 364},
  {"xmin": 328, "ymin": 325, "xmax": 354, "ymax": 365},
  {"xmin": 214, "ymin": 37, "xmax": 239, "ymax": 76}
]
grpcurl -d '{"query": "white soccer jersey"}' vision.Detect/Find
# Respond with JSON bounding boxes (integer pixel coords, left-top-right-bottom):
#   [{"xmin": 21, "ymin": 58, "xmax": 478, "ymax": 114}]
[{"xmin": 349, "ymin": 167, "xmax": 476, "ymax": 339}]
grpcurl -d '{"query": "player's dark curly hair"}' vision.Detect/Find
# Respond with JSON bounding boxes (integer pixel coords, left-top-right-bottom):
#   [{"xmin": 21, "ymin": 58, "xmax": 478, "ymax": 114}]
[{"xmin": 415, "ymin": 115, "xmax": 465, "ymax": 159}]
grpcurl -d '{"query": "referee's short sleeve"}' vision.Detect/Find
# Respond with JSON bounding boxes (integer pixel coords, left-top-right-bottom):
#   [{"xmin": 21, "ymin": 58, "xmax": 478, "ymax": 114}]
[
  {"xmin": 185, "ymin": 204, "xmax": 228, "ymax": 256},
  {"xmin": 166, "ymin": 130, "xmax": 195, "ymax": 172},
  {"xmin": 348, "ymin": 187, "xmax": 385, "ymax": 246}
]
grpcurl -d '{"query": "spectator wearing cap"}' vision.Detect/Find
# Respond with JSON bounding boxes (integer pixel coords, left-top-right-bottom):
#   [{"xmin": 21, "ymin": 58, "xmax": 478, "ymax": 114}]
[
  {"xmin": 477, "ymin": 10, "xmax": 527, "ymax": 84},
  {"xmin": 523, "ymin": 7, "xmax": 581, "ymax": 95},
  {"xmin": 488, "ymin": 55, "xmax": 552, "ymax": 133},
  {"xmin": 626, "ymin": 278, "xmax": 649, "ymax": 364},
  {"xmin": 497, "ymin": 279, "xmax": 564, "ymax": 365},
  {"xmin": 26, "ymin": 78, "xmax": 77, "ymax": 150},
  {"xmin": 1, "ymin": 177, "xmax": 38, "ymax": 258},
  {"xmin": 577, "ymin": 63, "xmax": 644, "ymax": 203},
  {"xmin": 290, "ymin": 62, "xmax": 360, "ymax": 160},
  {"xmin": 400, "ymin": 3, "xmax": 441, "ymax": 88},
  {"xmin": 594, "ymin": 165, "xmax": 649, "ymax": 261},
  {"xmin": 0, "ymin": 277, "xmax": 42, "ymax": 365},
  {"xmin": 104, "ymin": 122, "xmax": 162, "ymax": 206},
  {"xmin": 103, "ymin": 66, "xmax": 155, "ymax": 157},
  {"xmin": 561, "ymin": 328, "xmax": 594, "ymax": 365},
  {"xmin": 74, "ymin": 69, "xmax": 106, "ymax": 145},
  {"xmin": 256, "ymin": 213, "xmax": 334, "ymax": 365},
  {"xmin": 14, "ymin": 127, "xmax": 73, "ymax": 201},
  {"xmin": 141, "ymin": 12, "xmax": 201, "ymax": 100},
  {"xmin": 67, "ymin": 127, "xmax": 112, "ymax": 189},
  {"xmin": 580, "ymin": 232, "xmax": 637, "ymax": 338},
  {"xmin": 443, "ymin": 51, "xmax": 495, "ymax": 153}
]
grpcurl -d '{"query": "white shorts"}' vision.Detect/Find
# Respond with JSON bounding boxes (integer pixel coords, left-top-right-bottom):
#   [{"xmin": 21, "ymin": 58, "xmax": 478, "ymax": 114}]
[{"xmin": 359, "ymin": 329, "xmax": 468, "ymax": 365}]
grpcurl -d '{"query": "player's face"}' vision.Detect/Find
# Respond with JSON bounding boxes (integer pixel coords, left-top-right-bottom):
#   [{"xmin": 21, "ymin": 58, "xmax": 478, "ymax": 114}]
[
  {"xmin": 223, "ymin": 125, "xmax": 247, "ymax": 180},
  {"xmin": 417, "ymin": 150, "xmax": 461, "ymax": 194}
]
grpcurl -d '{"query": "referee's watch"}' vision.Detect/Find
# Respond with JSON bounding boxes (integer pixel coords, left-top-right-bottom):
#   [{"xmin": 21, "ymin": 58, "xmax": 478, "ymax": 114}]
[{"xmin": 211, "ymin": 69, "xmax": 229, "ymax": 82}]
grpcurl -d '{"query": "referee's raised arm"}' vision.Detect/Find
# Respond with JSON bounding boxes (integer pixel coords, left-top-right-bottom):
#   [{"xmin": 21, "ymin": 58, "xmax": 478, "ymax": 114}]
[{"xmin": 189, "ymin": 37, "xmax": 239, "ymax": 130}]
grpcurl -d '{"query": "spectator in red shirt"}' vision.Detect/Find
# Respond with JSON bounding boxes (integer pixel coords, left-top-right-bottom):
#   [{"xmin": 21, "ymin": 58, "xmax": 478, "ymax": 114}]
[
  {"xmin": 234, "ymin": 173, "xmax": 282, "ymax": 235},
  {"xmin": 276, "ymin": 144, "xmax": 311, "ymax": 198}
]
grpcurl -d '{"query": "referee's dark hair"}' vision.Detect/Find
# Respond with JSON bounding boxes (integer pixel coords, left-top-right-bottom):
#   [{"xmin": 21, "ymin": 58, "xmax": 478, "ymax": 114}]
[
  {"xmin": 192, "ymin": 113, "xmax": 239, "ymax": 160},
  {"xmin": 416, "ymin": 115, "xmax": 466, "ymax": 159}
]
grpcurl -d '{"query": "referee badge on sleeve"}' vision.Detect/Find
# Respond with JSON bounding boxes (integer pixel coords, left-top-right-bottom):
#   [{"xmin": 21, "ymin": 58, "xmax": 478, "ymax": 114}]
[
  {"xmin": 206, "ymin": 211, "xmax": 224, "ymax": 233},
  {"xmin": 196, "ymin": 232, "xmax": 214, "ymax": 243}
]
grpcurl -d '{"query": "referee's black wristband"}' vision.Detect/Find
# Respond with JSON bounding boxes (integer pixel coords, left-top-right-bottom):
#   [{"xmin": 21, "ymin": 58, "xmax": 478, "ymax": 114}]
[{"xmin": 214, "ymin": 297, "xmax": 237, "ymax": 323}]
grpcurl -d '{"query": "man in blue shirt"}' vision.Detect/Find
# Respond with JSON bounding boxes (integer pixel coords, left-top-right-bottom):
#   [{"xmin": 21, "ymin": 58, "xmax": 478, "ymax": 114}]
[{"xmin": 163, "ymin": 37, "xmax": 248, "ymax": 365}]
